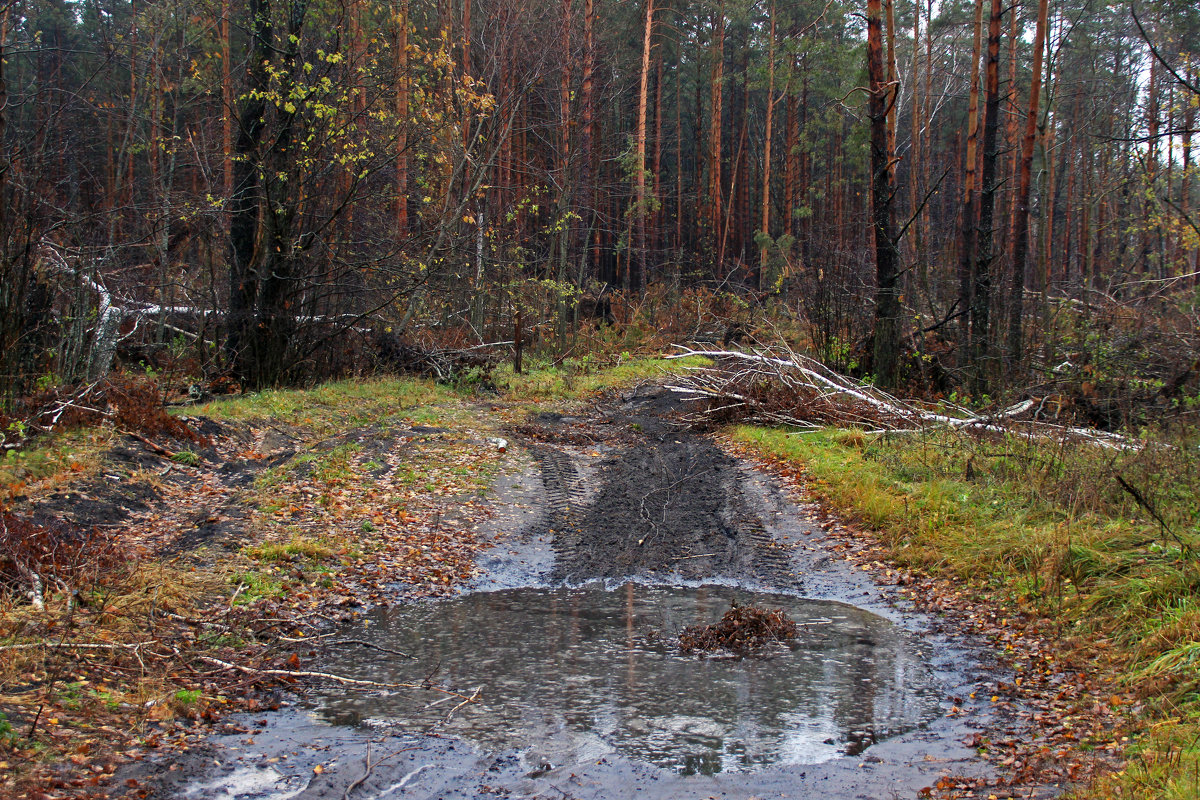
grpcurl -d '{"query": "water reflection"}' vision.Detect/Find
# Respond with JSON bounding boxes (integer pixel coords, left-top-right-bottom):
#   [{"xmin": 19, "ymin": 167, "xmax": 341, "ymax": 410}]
[{"xmin": 310, "ymin": 584, "xmax": 940, "ymax": 774}]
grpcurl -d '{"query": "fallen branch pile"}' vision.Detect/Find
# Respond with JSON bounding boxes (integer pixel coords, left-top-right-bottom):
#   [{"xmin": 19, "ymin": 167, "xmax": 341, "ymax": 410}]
[
  {"xmin": 664, "ymin": 345, "xmax": 1137, "ymax": 449},
  {"xmin": 679, "ymin": 602, "xmax": 798, "ymax": 655},
  {"xmin": 374, "ymin": 335, "xmax": 510, "ymax": 382}
]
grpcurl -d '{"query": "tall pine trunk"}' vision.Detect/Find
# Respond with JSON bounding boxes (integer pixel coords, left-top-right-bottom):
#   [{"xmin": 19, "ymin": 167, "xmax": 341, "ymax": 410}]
[
  {"xmin": 580, "ymin": 0, "xmax": 595, "ymax": 279},
  {"xmin": 969, "ymin": 0, "xmax": 1003, "ymax": 393},
  {"xmin": 708, "ymin": 6, "xmax": 724, "ymax": 245},
  {"xmin": 957, "ymin": 0, "xmax": 984, "ymax": 357},
  {"xmin": 868, "ymin": 0, "xmax": 902, "ymax": 389},
  {"xmin": 1004, "ymin": 0, "xmax": 1047, "ymax": 367},
  {"xmin": 632, "ymin": 0, "xmax": 655, "ymax": 291},
  {"xmin": 758, "ymin": 0, "xmax": 776, "ymax": 286}
]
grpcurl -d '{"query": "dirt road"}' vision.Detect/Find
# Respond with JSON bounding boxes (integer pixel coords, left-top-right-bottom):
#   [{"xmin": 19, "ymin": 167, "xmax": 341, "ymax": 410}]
[{"xmin": 123, "ymin": 386, "xmax": 1046, "ymax": 799}]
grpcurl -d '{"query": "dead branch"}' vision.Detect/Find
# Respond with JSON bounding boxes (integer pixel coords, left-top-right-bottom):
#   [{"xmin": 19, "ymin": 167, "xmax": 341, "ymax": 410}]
[
  {"xmin": 0, "ymin": 641, "xmax": 157, "ymax": 652},
  {"xmin": 665, "ymin": 345, "xmax": 1138, "ymax": 449}
]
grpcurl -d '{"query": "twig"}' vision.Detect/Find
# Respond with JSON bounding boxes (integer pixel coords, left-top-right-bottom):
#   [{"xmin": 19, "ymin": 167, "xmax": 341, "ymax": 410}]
[
  {"xmin": 195, "ymin": 656, "xmax": 476, "ymax": 700},
  {"xmin": 441, "ymin": 685, "xmax": 482, "ymax": 724},
  {"xmin": 0, "ymin": 641, "xmax": 157, "ymax": 652},
  {"xmin": 127, "ymin": 432, "xmax": 177, "ymax": 458},
  {"xmin": 342, "ymin": 743, "xmax": 374, "ymax": 800},
  {"xmin": 1114, "ymin": 474, "xmax": 1195, "ymax": 555},
  {"xmin": 329, "ymin": 639, "xmax": 415, "ymax": 659}
]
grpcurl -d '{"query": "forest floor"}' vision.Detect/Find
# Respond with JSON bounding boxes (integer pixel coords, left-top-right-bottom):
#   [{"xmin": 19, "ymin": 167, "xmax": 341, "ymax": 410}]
[{"xmin": 0, "ymin": 360, "xmax": 1166, "ymax": 799}]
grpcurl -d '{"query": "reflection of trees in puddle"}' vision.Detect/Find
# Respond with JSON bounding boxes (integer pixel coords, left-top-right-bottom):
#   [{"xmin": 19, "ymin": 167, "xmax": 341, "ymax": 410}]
[{"xmin": 311, "ymin": 584, "xmax": 940, "ymax": 773}]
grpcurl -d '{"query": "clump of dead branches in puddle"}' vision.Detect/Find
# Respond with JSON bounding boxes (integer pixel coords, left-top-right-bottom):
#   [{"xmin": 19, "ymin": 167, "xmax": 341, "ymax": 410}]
[
  {"xmin": 664, "ymin": 344, "xmax": 1138, "ymax": 449},
  {"xmin": 679, "ymin": 601, "xmax": 798, "ymax": 656}
]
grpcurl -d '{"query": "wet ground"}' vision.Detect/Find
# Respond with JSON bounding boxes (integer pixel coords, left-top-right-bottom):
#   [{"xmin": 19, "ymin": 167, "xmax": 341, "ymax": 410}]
[{"xmin": 128, "ymin": 387, "xmax": 1027, "ymax": 799}]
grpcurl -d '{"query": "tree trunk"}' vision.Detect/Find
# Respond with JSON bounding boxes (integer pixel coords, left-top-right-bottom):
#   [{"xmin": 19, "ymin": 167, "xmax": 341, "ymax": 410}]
[
  {"xmin": 799, "ymin": 72, "xmax": 810, "ymax": 254},
  {"xmin": 459, "ymin": 0, "xmax": 471, "ymax": 198},
  {"xmin": 708, "ymin": 5, "xmax": 724, "ymax": 242},
  {"xmin": 557, "ymin": 0, "xmax": 573, "ymax": 292},
  {"xmin": 909, "ymin": 0, "xmax": 921, "ymax": 262},
  {"xmin": 632, "ymin": 0, "xmax": 655, "ymax": 292},
  {"xmin": 884, "ymin": 0, "xmax": 897, "ymax": 181},
  {"xmin": 957, "ymin": 0, "xmax": 984, "ymax": 356},
  {"xmin": 675, "ymin": 50, "xmax": 684, "ymax": 253},
  {"xmin": 1038, "ymin": 13, "xmax": 1057, "ymax": 296},
  {"xmin": 868, "ymin": 0, "xmax": 902, "ymax": 389},
  {"xmin": 1, "ymin": 2, "xmax": 9, "ymax": 243},
  {"xmin": 227, "ymin": 0, "xmax": 272, "ymax": 380},
  {"xmin": 221, "ymin": 0, "xmax": 233, "ymax": 205},
  {"xmin": 1143, "ymin": 57, "xmax": 1158, "ymax": 275},
  {"xmin": 395, "ymin": 0, "xmax": 410, "ymax": 235},
  {"xmin": 652, "ymin": 47, "xmax": 664, "ymax": 262},
  {"xmin": 1184, "ymin": 58, "xmax": 1195, "ymax": 282},
  {"xmin": 969, "ymin": 0, "xmax": 1003, "ymax": 394},
  {"xmin": 1004, "ymin": 0, "xmax": 1047, "ymax": 367},
  {"xmin": 580, "ymin": 0, "xmax": 595, "ymax": 279},
  {"xmin": 694, "ymin": 34, "xmax": 705, "ymax": 246},
  {"xmin": 734, "ymin": 48, "xmax": 749, "ymax": 265},
  {"xmin": 784, "ymin": 70, "xmax": 797, "ymax": 240},
  {"xmin": 759, "ymin": 0, "xmax": 776, "ymax": 285}
]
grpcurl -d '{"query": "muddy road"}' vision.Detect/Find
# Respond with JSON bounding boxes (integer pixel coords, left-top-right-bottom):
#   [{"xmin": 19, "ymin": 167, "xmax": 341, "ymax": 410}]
[{"xmin": 128, "ymin": 387, "xmax": 1040, "ymax": 799}]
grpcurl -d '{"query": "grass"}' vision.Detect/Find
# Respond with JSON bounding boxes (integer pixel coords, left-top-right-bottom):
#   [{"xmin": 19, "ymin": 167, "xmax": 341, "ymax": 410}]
[
  {"xmin": 229, "ymin": 570, "xmax": 285, "ymax": 603},
  {"xmin": 244, "ymin": 535, "xmax": 337, "ymax": 564},
  {"xmin": 729, "ymin": 423, "xmax": 1200, "ymax": 797},
  {"xmin": 190, "ymin": 376, "xmax": 457, "ymax": 434},
  {"xmin": 0, "ymin": 427, "xmax": 115, "ymax": 502},
  {"xmin": 1092, "ymin": 716, "xmax": 1200, "ymax": 799},
  {"xmin": 493, "ymin": 353, "xmax": 710, "ymax": 401}
]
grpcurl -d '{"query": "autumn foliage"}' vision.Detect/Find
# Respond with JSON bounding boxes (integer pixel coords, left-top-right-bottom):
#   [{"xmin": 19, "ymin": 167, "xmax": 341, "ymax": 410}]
[{"xmin": 0, "ymin": 511, "xmax": 125, "ymax": 600}]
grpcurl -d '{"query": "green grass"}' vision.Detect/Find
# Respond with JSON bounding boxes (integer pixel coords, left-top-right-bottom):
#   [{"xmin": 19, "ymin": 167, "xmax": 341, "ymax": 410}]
[
  {"xmin": 493, "ymin": 353, "xmax": 710, "ymax": 401},
  {"xmin": 191, "ymin": 376, "xmax": 457, "ymax": 434},
  {"xmin": 244, "ymin": 535, "xmax": 336, "ymax": 564},
  {"xmin": 733, "ymin": 426, "xmax": 1070, "ymax": 580},
  {"xmin": 228, "ymin": 571, "xmax": 285, "ymax": 603},
  {"xmin": 0, "ymin": 427, "xmax": 115, "ymax": 499},
  {"xmin": 1091, "ymin": 716, "xmax": 1200, "ymax": 799},
  {"xmin": 730, "ymin": 423, "xmax": 1200, "ymax": 798},
  {"xmin": 171, "ymin": 450, "xmax": 200, "ymax": 466}
]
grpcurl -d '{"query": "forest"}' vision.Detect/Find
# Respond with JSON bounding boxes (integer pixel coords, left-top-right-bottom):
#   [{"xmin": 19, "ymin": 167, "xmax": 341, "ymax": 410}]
[
  {"xmin": 1, "ymin": 0, "xmax": 1197, "ymax": 410},
  {"xmin": 5, "ymin": 1, "xmax": 1200, "ymax": 797}
]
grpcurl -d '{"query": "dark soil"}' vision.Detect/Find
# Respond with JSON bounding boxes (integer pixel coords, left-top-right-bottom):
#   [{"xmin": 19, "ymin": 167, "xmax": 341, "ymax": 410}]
[{"xmin": 511, "ymin": 387, "xmax": 791, "ymax": 584}]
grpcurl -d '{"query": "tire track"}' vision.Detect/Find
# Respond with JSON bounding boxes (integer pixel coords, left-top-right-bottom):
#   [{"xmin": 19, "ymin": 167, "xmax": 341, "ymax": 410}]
[{"xmin": 513, "ymin": 390, "xmax": 797, "ymax": 587}]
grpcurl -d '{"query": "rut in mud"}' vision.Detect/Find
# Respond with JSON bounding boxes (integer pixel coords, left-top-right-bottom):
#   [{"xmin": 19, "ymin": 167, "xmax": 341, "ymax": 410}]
[{"xmin": 521, "ymin": 390, "xmax": 790, "ymax": 585}]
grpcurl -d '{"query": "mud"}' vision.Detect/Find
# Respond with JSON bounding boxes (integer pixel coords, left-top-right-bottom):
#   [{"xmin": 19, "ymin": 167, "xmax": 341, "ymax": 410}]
[{"xmin": 124, "ymin": 386, "xmax": 1047, "ymax": 799}]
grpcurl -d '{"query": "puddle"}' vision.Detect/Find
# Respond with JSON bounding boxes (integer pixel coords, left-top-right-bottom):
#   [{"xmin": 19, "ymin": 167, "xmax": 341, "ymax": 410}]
[
  {"xmin": 180, "ymin": 766, "xmax": 303, "ymax": 800},
  {"xmin": 310, "ymin": 584, "xmax": 942, "ymax": 775}
]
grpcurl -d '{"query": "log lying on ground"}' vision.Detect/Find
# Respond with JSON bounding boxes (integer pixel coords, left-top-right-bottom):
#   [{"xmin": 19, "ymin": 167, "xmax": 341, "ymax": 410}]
[{"xmin": 664, "ymin": 345, "xmax": 1137, "ymax": 449}]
